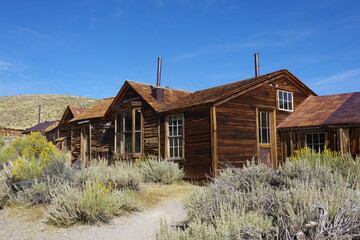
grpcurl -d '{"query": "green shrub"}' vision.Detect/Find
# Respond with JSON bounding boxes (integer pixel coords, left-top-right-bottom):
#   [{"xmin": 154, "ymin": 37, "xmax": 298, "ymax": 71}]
[
  {"xmin": 0, "ymin": 164, "xmax": 13, "ymax": 208},
  {"xmin": 139, "ymin": 157, "xmax": 184, "ymax": 184},
  {"xmin": 46, "ymin": 180, "xmax": 141, "ymax": 226},
  {"xmin": 157, "ymin": 154, "xmax": 360, "ymax": 239},
  {"xmin": 0, "ymin": 146, "xmax": 18, "ymax": 166},
  {"xmin": 46, "ymin": 182, "xmax": 82, "ymax": 227},
  {"xmin": 74, "ymin": 160, "xmax": 142, "ymax": 190}
]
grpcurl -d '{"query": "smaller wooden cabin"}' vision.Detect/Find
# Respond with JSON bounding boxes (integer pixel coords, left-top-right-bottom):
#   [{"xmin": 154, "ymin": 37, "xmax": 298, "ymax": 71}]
[
  {"xmin": 0, "ymin": 127, "xmax": 23, "ymax": 137},
  {"xmin": 54, "ymin": 106, "xmax": 86, "ymax": 151},
  {"xmin": 69, "ymin": 98, "xmax": 115, "ymax": 166},
  {"xmin": 23, "ymin": 121, "xmax": 59, "ymax": 136},
  {"xmin": 278, "ymin": 92, "xmax": 360, "ymax": 158}
]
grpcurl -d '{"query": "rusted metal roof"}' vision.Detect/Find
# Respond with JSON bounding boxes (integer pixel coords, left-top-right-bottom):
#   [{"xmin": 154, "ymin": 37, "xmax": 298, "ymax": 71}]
[
  {"xmin": 159, "ymin": 69, "xmax": 315, "ymax": 112},
  {"xmin": 69, "ymin": 106, "xmax": 86, "ymax": 118},
  {"xmin": 70, "ymin": 97, "xmax": 115, "ymax": 122},
  {"xmin": 23, "ymin": 121, "xmax": 59, "ymax": 134},
  {"xmin": 278, "ymin": 92, "xmax": 360, "ymax": 129},
  {"xmin": 126, "ymin": 80, "xmax": 192, "ymax": 111}
]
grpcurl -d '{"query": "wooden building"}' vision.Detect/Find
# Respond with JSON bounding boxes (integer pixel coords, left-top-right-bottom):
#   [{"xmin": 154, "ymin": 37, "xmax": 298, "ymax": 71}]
[
  {"xmin": 0, "ymin": 127, "xmax": 23, "ymax": 137},
  {"xmin": 105, "ymin": 69, "xmax": 315, "ymax": 179},
  {"xmin": 104, "ymin": 80, "xmax": 191, "ymax": 159},
  {"xmin": 278, "ymin": 92, "xmax": 360, "ymax": 158},
  {"xmin": 158, "ymin": 69, "xmax": 315, "ymax": 178},
  {"xmin": 23, "ymin": 121, "xmax": 59, "ymax": 136},
  {"xmin": 53, "ymin": 106, "xmax": 86, "ymax": 151},
  {"xmin": 69, "ymin": 98, "xmax": 115, "ymax": 166}
]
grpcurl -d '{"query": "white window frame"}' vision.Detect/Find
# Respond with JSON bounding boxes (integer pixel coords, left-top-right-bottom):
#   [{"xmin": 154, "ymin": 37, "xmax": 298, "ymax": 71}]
[
  {"xmin": 305, "ymin": 132, "xmax": 327, "ymax": 153},
  {"xmin": 166, "ymin": 114, "xmax": 184, "ymax": 159},
  {"xmin": 277, "ymin": 90, "xmax": 294, "ymax": 112}
]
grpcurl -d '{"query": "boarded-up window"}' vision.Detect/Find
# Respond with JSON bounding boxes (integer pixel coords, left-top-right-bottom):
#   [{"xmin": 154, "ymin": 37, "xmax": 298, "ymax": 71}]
[
  {"xmin": 306, "ymin": 133, "xmax": 326, "ymax": 153},
  {"xmin": 167, "ymin": 114, "xmax": 184, "ymax": 158},
  {"xmin": 278, "ymin": 90, "xmax": 293, "ymax": 111},
  {"xmin": 258, "ymin": 112, "xmax": 270, "ymax": 144}
]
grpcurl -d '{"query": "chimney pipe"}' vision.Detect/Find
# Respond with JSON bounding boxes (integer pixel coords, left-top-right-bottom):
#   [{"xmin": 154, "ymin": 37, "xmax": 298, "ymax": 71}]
[
  {"xmin": 254, "ymin": 53, "xmax": 260, "ymax": 77},
  {"xmin": 38, "ymin": 105, "xmax": 41, "ymax": 124},
  {"xmin": 156, "ymin": 57, "xmax": 162, "ymax": 86}
]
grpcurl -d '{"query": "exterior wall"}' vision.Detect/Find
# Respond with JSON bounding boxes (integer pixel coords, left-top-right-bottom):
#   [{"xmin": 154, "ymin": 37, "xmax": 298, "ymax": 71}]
[
  {"xmin": 280, "ymin": 127, "xmax": 360, "ymax": 159},
  {"xmin": 160, "ymin": 107, "xmax": 212, "ymax": 179},
  {"xmin": 46, "ymin": 128, "xmax": 59, "ymax": 144},
  {"xmin": 0, "ymin": 128, "xmax": 23, "ymax": 137},
  {"xmin": 216, "ymin": 77, "xmax": 310, "ymax": 169},
  {"xmin": 112, "ymin": 88, "xmax": 160, "ymax": 158}
]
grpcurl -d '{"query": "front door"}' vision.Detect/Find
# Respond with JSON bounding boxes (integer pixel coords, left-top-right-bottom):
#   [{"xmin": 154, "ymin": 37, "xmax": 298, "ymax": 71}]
[
  {"xmin": 257, "ymin": 110, "xmax": 277, "ymax": 167},
  {"xmin": 81, "ymin": 124, "xmax": 91, "ymax": 167}
]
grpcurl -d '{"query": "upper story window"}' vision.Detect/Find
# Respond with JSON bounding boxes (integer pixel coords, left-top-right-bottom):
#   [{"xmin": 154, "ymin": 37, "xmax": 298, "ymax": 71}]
[
  {"xmin": 115, "ymin": 108, "xmax": 142, "ymax": 155},
  {"xmin": 306, "ymin": 133, "xmax": 326, "ymax": 153},
  {"xmin": 278, "ymin": 90, "xmax": 294, "ymax": 112},
  {"xmin": 167, "ymin": 114, "xmax": 184, "ymax": 159}
]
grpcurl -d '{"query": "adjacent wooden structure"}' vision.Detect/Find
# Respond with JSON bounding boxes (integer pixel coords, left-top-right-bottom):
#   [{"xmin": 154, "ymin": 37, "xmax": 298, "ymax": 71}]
[
  {"xmin": 69, "ymin": 98, "xmax": 114, "ymax": 166},
  {"xmin": 278, "ymin": 92, "xmax": 360, "ymax": 158},
  {"xmin": 0, "ymin": 127, "xmax": 23, "ymax": 137}
]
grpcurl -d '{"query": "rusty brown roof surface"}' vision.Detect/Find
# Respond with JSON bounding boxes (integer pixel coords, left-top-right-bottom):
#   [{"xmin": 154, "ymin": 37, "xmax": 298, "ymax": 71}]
[
  {"xmin": 159, "ymin": 69, "xmax": 314, "ymax": 112},
  {"xmin": 278, "ymin": 92, "xmax": 360, "ymax": 129},
  {"xmin": 23, "ymin": 121, "xmax": 59, "ymax": 134},
  {"xmin": 126, "ymin": 80, "xmax": 192, "ymax": 111},
  {"xmin": 70, "ymin": 97, "xmax": 115, "ymax": 122},
  {"xmin": 69, "ymin": 106, "xmax": 86, "ymax": 118}
]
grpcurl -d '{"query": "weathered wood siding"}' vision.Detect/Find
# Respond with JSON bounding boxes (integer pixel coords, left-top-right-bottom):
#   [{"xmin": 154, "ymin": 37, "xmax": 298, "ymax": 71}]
[
  {"xmin": 160, "ymin": 108, "xmax": 212, "ymax": 179},
  {"xmin": 0, "ymin": 127, "xmax": 23, "ymax": 136},
  {"xmin": 216, "ymin": 77, "xmax": 310, "ymax": 168},
  {"xmin": 112, "ymin": 88, "xmax": 160, "ymax": 157}
]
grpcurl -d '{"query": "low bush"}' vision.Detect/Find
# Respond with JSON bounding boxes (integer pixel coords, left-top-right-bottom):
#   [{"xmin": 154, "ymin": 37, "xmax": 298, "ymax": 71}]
[
  {"xmin": 157, "ymin": 152, "xmax": 360, "ymax": 240},
  {"xmin": 74, "ymin": 160, "xmax": 142, "ymax": 190},
  {"xmin": 0, "ymin": 145, "xmax": 18, "ymax": 167},
  {"xmin": 139, "ymin": 157, "xmax": 184, "ymax": 184},
  {"xmin": 46, "ymin": 180, "xmax": 141, "ymax": 226}
]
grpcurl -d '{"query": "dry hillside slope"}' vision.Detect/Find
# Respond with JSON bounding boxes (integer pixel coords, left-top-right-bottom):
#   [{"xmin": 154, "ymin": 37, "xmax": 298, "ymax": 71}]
[{"xmin": 0, "ymin": 94, "xmax": 100, "ymax": 130}]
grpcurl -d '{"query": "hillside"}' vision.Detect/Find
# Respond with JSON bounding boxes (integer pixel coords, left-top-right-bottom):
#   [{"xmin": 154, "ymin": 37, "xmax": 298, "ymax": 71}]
[{"xmin": 0, "ymin": 94, "xmax": 100, "ymax": 130}]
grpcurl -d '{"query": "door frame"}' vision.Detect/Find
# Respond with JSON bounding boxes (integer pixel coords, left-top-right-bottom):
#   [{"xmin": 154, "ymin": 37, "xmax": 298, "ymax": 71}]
[{"xmin": 256, "ymin": 106, "xmax": 277, "ymax": 168}]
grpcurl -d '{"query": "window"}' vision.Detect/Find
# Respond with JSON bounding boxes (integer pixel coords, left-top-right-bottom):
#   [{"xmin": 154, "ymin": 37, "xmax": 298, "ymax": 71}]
[
  {"xmin": 258, "ymin": 112, "xmax": 270, "ymax": 144},
  {"xmin": 167, "ymin": 115, "xmax": 184, "ymax": 158},
  {"xmin": 278, "ymin": 90, "xmax": 293, "ymax": 111},
  {"xmin": 115, "ymin": 108, "xmax": 142, "ymax": 155},
  {"xmin": 306, "ymin": 133, "xmax": 326, "ymax": 153}
]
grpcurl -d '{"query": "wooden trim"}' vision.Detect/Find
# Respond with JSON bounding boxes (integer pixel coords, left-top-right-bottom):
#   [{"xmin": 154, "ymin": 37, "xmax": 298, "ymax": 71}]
[
  {"xmin": 157, "ymin": 116, "xmax": 161, "ymax": 159},
  {"xmin": 255, "ymin": 107, "xmax": 260, "ymax": 164},
  {"xmin": 132, "ymin": 108, "xmax": 136, "ymax": 153},
  {"xmin": 89, "ymin": 123, "xmax": 92, "ymax": 163},
  {"xmin": 214, "ymin": 74, "xmax": 285, "ymax": 107},
  {"xmin": 114, "ymin": 113, "xmax": 117, "ymax": 154},
  {"xmin": 271, "ymin": 111, "xmax": 277, "ymax": 168},
  {"xmin": 210, "ymin": 107, "xmax": 218, "ymax": 176},
  {"xmin": 165, "ymin": 117, "xmax": 169, "ymax": 159}
]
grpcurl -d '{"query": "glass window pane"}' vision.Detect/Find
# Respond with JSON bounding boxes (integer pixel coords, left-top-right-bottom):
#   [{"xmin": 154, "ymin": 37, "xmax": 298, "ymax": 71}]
[
  {"xmin": 170, "ymin": 147, "xmax": 174, "ymax": 158},
  {"xmin": 288, "ymin": 102, "xmax": 293, "ymax": 111},
  {"xmin": 284, "ymin": 101, "xmax": 288, "ymax": 110},
  {"xmin": 125, "ymin": 132, "xmax": 132, "ymax": 153},
  {"xmin": 135, "ymin": 110, "xmax": 141, "ymax": 131},
  {"xmin": 314, "ymin": 134, "xmax": 319, "ymax": 144},
  {"xmin": 284, "ymin": 92, "xmax": 287, "ymax": 101},
  {"xmin": 279, "ymin": 91, "xmax": 283, "ymax": 100},
  {"xmin": 124, "ymin": 112, "xmax": 132, "ymax": 132},
  {"xmin": 320, "ymin": 133, "xmax": 325, "ymax": 144},
  {"xmin": 135, "ymin": 132, "xmax": 141, "ymax": 153},
  {"xmin": 306, "ymin": 134, "xmax": 312, "ymax": 144}
]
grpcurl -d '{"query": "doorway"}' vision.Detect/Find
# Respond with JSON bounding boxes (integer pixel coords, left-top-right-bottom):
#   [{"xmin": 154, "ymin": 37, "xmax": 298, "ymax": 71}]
[{"xmin": 257, "ymin": 109, "xmax": 277, "ymax": 167}]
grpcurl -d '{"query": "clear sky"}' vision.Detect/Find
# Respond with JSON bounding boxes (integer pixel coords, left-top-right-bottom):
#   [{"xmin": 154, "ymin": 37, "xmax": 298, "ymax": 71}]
[{"xmin": 0, "ymin": 0, "xmax": 359, "ymax": 99}]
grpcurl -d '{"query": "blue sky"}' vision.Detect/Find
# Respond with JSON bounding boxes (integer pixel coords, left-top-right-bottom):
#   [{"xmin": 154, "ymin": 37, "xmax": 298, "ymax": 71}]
[{"xmin": 0, "ymin": 0, "xmax": 359, "ymax": 99}]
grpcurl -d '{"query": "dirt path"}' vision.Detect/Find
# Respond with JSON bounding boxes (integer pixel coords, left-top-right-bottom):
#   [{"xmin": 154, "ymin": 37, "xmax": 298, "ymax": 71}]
[{"xmin": 0, "ymin": 200, "xmax": 186, "ymax": 240}]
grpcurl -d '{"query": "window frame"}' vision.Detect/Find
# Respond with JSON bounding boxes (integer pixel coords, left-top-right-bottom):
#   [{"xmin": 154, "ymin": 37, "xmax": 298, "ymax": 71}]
[
  {"xmin": 115, "ymin": 107, "xmax": 143, "ymax": 155},
  {"xmin": 277, "ymin": 90, "xmax": 294, "ymax": 112},
  {"xmin": 305, "ymin": 132, "xmax": 327, "ymax": 153},
  {"xmin": 165, "ymin": 114, "xmax": 184, "ymax": 159},
  {"xmin": 258, "ymin": 111, "xmax": 271, "ymax": 144}
]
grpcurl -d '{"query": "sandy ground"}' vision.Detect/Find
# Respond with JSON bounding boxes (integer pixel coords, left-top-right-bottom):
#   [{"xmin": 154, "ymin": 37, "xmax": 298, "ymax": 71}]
[{"xmin": 0, "ymin": 200, "xmax": 186, "ymax": 240}]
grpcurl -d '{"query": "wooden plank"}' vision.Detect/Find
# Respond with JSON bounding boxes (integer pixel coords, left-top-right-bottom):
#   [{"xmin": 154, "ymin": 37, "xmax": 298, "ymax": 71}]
[{"xmin": 210, "ymin": 106, "xmax": 218, "ymax": 176}]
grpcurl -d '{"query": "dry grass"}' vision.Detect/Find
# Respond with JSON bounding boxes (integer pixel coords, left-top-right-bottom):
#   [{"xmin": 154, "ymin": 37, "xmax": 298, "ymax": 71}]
[
  {"xmin": 0, "ymin": 94, "xmax": 99, "ymax": 129},
  {"xmin": 135, "ymin": 182, "xmax": 198, "ymax": 209}
]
